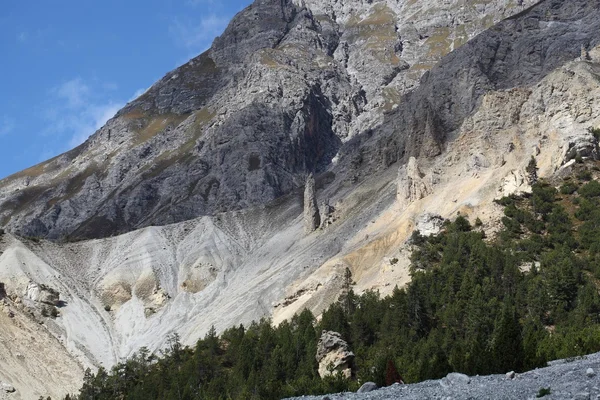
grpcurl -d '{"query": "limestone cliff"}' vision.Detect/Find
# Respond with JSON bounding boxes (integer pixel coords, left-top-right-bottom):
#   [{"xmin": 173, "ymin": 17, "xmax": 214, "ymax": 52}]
[{"xmin": 0, "ymin": 0, "xmax": 538, "ymax": 240}]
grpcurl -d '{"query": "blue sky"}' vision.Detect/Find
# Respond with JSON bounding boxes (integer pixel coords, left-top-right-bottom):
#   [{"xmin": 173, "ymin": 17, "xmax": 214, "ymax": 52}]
[{"xmin": 0, "ymin": 0, "xmax": 251, "ymax": 179}]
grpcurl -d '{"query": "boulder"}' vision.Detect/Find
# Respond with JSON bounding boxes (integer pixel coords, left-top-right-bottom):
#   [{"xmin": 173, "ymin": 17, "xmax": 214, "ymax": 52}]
[
  {"xmin": 0, "ymin": 382, "xmax": 15, "ymax": 393},
  {"xmin": 357, "ymin": 382, "xmax": 378, "ymax": 393},
  {"xmin": 442, "ymin": 372, "xmax": 471, "ymax": 386},
  {"xmin": 316, "ymin": 331, "xmax": 354, "ymax": 379},
  {"xmin": 415, "ymin": 213, "xmax": 444, "ymax": 237},
  {"xmin": 573, "ymin": 392, "xmax": 590, "ymax": 400},
  {"xmin": 25, "ymin": 282, "xmax": 60, "ymax": 306},
  {"xmin": 586, "ymin": 367, "xmax": 596, "ymax": 378}
]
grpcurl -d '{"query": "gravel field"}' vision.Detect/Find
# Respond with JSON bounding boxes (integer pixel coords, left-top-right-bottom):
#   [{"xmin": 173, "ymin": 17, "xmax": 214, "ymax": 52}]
[{"xmin": 288, "ymin": 352, "xmax": 600, "ymax": 400}]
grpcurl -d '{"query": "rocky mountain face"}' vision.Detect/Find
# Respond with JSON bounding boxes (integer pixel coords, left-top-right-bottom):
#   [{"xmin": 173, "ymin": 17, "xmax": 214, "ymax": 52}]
[
  {"xmin": 0, "ymin": 0, "xmax": 538, "ymax": 240},
  {"xmin": 0, "ymin": 0, "xmax": 600, "ymax": 398}
]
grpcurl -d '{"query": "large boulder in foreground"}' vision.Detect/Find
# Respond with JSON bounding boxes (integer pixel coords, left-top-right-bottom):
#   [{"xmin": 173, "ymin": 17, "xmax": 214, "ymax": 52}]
[{"xmin": 316, "ymin": 330, "xmax": 354, "ymax": 379}]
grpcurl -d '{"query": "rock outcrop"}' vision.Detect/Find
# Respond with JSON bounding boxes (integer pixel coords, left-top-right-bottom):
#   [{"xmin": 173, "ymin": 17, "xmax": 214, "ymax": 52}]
[
  {"xmin": 0, "ymin": 382, "xmax": 15, "ymax": 393},
  {"xmin": 25, "ymin": 282, "xmax": 59, "ymax": 306},
  {"xmin": 397, "ymin": 157, "xmax": 434, "ymax": 211},
  {"xmin": 415, "ymin": 213, "xmax": 444, "ymax": 237},
  {"xmin": 316, "ymin": 331, "xmax": 354, "ymax": 379},
  {"xmin": 319, "ymin": 200, "xmax": 334, "ymax": 229},
  {"xmin": 304, "ymin": 174, "xmax": 320, "ymax": 234}
]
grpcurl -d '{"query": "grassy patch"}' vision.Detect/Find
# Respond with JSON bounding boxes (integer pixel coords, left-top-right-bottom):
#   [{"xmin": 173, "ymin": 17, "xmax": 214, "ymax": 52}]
[{"xmin": 131, "ymin": 114, "xmax": 188, "ymax": 147}]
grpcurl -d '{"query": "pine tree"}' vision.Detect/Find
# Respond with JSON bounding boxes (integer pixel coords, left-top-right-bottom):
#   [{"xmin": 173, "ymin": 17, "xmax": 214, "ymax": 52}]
[
  {"xmin": 491, "ymin": 300, "xmax": 524, "ymax": 372},
  {"xmin": 526, "ymin": 156, "xmax": 538, "ymax": 185}
]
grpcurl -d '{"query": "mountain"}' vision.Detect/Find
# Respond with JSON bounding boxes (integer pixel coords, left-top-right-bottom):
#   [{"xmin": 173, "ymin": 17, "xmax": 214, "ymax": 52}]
[
  {"xmin": 0, "ymin": 0, "xmax": 539, "ymax": 240},
  {"xmin": 0, "ymin": 0, "xmax": 599, "ymax": 398}
]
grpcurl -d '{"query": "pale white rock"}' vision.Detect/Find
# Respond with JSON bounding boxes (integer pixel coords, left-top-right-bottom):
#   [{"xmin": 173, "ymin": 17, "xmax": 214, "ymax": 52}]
[
  {"xmin": 0, "ymin": 383, "xmax": 15, "ymax": 393},
  {"xmin": 397, "ymin": 157, "xmax": 434, "ymax": 210},
  {"xmin": 415, "ymin": 213, "xmax": 444, "ymax": 237},
  {"xmin": 316, "ymin": 331, "xmax": 354, "ymax": 379},
  {"xmin": 25, "ymin": 282, "xmax": 59, "ymax": 306}
]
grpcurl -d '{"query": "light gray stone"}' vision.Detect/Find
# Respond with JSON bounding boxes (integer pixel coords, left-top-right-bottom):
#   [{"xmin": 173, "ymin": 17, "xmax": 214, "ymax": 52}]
[
  {"xmin": 445, "ymin": 372, "xmax": 471, "ymax": 386},
  {"xmin": 316, "ymin": 331, "xmax": 354, "ymax": 379},
  {"xmin": 0, "ymin": 382, "xmax": 15, "ymax": 393},
  {"xmin": 357, "ymin": 382, "xmax": 378, "ymax": 393}
]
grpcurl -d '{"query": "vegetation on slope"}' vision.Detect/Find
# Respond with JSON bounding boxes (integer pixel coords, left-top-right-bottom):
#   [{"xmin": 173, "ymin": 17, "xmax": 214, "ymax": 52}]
[{"xmin": 70, "ymin": 164, "xmax": 600, "ymax": 400}]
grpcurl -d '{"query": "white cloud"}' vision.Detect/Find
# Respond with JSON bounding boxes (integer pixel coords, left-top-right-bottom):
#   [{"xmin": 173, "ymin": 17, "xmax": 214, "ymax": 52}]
[
  {"xmin": 55, "ymin": 78, "xmax": 90, "ymax": 108},
  {"xmin": 66, "ymin": 102, "xmax": 123, "ymax": 148},
  {"xmin": 103, "ymin": 82, "xmax": 119, "ymax": 91},
  {"xmin": 0, "ymin": 116, "xmax": 14, "ymax": 136},
  {"xmin": 43, "ymin": 78, "xmax": 124, "ymax": 153},
  {"xmin": 128, "ymin": 87, "xmax": 150, "ymax": 102},
  {"xmin": 170, "ymin": 14, "xmax": 229, "ymax": 51}
]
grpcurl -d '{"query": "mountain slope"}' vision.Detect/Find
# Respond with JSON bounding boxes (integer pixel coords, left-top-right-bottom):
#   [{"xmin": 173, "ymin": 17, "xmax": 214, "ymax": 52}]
[
  {"xmin": 0, "ymin": 0, "xmax": 600, "ymax": 398},
  {"xmin": 0, "ymin": 0, "xmax": 537, "ymax": 240}
]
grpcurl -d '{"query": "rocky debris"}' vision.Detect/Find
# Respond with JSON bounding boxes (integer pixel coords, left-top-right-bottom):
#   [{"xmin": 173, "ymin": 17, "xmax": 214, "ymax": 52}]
[
  {"xmin": 586, "ymin": 368, "xmax": 596, "ymax": 378},
  {"xmin": 287, "ymin": 352, "xmax": 600, "ymax": 400},
  {"xmin": 0, "ymin": 383, "xmax": 15, "ymax": 393},
  {"xmin": 415, "ymin": 213, "xmax": 444, "ymax": 237},
  {"xmin": 357, "ymin": 382, "xmax": 377, "ymax": 393},
  {"xmin": 316, "ymin": 331, "xmax": 354, "ymax": 379},
  {"xmin": 397, "ymin": 158, "xmax": 434, "ymax": 210},
  {"xmin": 304, "ymin": 174, "xmax": 320, "ymax": 234},
  {"xmin": 25, "ymin": 282, "xmax": 59, "ymax": 306}
]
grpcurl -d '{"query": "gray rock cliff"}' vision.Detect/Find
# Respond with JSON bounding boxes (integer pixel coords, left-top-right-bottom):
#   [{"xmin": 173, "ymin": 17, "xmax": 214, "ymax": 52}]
[{"xmin": 0, "ymin": 0, "xmax": 549, "ymax": 240}]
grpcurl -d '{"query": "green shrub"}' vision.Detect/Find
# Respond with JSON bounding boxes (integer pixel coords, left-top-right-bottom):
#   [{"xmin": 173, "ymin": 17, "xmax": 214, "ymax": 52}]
[
  {"xmin": 560, "ymin": 181, "xmax": 578, "ymax": 195},
  {"xmin": 536, "ymin": 387, "xmax": 551, "ymax": 398},
  {"xmin": 578, "ymin": 180, "xmax": 600, "ymax": 198},
  {"xmin": 578, "ymin": 170, "xmax": 592, "ymax": 181}
]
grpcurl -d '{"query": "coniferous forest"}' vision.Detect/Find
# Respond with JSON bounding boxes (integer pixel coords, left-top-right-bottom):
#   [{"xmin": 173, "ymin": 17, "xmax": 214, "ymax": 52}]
[{"xmin": 71, "ymin": 163, "xmax": 600, "ymax": 400}]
